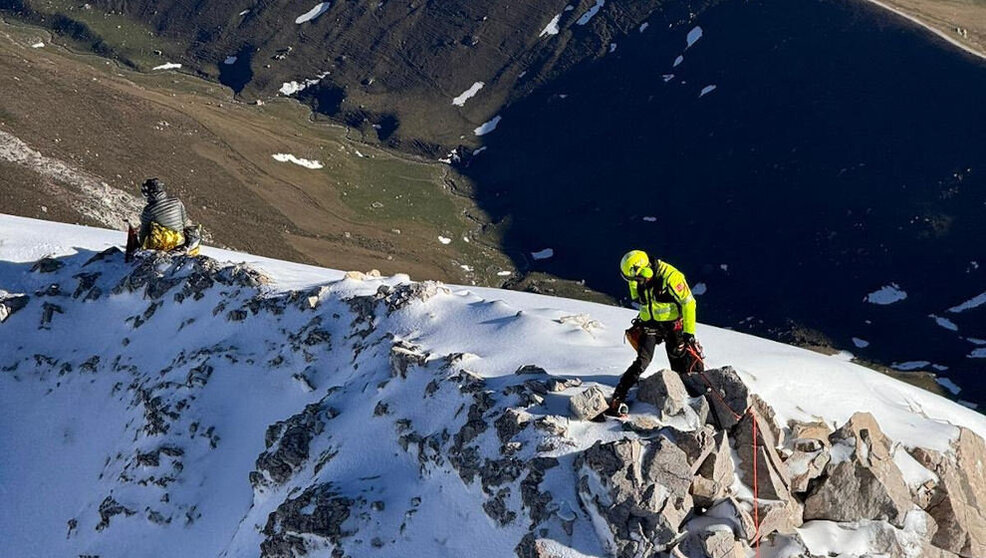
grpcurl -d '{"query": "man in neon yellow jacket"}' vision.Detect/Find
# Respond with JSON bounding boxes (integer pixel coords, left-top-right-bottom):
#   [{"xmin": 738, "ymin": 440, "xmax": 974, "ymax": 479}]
[{"xmin": 609, "ymin": 249, "xmax": 704, "ymax": 416}]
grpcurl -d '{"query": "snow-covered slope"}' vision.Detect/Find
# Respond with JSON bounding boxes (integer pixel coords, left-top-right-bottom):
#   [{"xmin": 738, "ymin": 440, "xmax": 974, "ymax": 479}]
[{"xmin": 2, "ymin": 214, "xmax": 985, "ymax": 557}]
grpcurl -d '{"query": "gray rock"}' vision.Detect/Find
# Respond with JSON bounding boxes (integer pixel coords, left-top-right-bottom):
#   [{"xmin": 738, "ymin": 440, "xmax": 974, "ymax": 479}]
[
  {"xmin": 638, "ymin": 368, "xmax": 690, "ymax": 418},
  {"xmin": 803, "ymin": 412, "xmax": 913, "ymax": 528},
  {"xmin": 683, "ymin": 366, "xmax": 750, "ymax": 430},
  {"xmin": 569, "ymin": 386, "xmax": 608, "ymax": 420},
  {"xmin": 261, "ymin": 483, "xmax": 353, "ymax": 557},
  {"xmin": 678, "ymin": 528, "xmax": 746, "ymax": 558},
  {"xmin": 390, "ymin": 340, "xmax": 428, "ymax": 378},
  {"xmin": 0, "ymin": 291, "xmax": 29, "ymax": 323},
  {"xmin": 576, "ymin": 437, "xmax": 694, "ymax": 556},
  {"xmin": 251, "ymin": 403, "xmax": 330, "ymax": 488},
  {"xmin": 96, "ymin": 496, "xmax": 136, "ymax": 531},
  {"xmin": 31, "ymin": 256, "xmax": 64, "ymax": 273},
  {"xmin": 911, "ymin": 427, "xmax": 986, "ymax": 556},
  {"xmin": 693, "ymin": 431, "xmax": 735, "ymax": 506},
  {"xmin": 785, "ymin": 447, "xmax": 830, "ymax": 494},
  {"xmin": 514, "ymin": 364, "xmax": 547, "ymax": 375}
]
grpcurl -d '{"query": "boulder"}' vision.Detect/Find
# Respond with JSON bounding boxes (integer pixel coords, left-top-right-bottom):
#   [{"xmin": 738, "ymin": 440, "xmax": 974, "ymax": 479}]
[
  {"xmin": 784, "ymin": 447, "xmax": 830, "ymax": 493},
  {"xmin": 803, "ymin": 412, "xmax": 913, "ymax": 528},
  {"xmin": 910, "ymin": 427, "xmax": 986, "ymax": 556},
  {"xmin": 789, "ymin": 419, "xmax": 833, "ymax": 450},
  {"xmin": 576, "ymin": 437, "xmax": 693, "ymax": 556},
  {"xmin": 692, "ymin": 431, "xmax": 735, "ymax": 506},
  {"xmin": 569, "ymin": 386, "xmax": 608, "ymax": 420},
  {"xmin": 677, "ymin": 527, "xmax": 746, "ymax": 558},
  {"xmin": 731, "ymin": 409, "xmax": 792, "ymax": 501},
  {"xmin": 683, "ymin": 366, "xmax": 751, "ymax": 430},
  {"xmin": 638, "ymin": 368, "xmax": 690, "ymax": 417}
]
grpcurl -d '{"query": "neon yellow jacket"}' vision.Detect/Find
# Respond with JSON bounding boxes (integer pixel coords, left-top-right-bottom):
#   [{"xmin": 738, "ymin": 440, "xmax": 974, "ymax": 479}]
[{"xmin": 628, "ymin": 260, "xmax": 696, "ymax": 334}]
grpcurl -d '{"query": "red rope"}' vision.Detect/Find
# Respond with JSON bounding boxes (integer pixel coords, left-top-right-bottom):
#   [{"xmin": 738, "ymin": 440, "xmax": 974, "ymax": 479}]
[
  {"xmin": 691, "ymin": 358, "xmax": 760, "ymax": 556},
  {"xmin": 752, "ymin": 408, "xmax": 761, "ymax": 557}
]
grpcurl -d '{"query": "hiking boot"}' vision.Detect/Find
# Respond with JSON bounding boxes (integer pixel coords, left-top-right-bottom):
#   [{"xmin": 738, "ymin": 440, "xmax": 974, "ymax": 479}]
[{"xmin": 605, "ymin": 400, "xmax": 629, "ymax": 418}]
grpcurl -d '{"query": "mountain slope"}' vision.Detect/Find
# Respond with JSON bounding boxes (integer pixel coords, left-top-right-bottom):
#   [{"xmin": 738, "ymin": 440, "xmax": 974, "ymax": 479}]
[{"xmin": 3, "ymin": 213, "xmax": 986, "ymax": 557}]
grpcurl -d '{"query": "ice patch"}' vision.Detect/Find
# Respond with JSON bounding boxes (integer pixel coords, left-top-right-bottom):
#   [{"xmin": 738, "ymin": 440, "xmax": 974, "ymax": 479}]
[
  {"xmin": 438, "ymin": 236, "xmax": 452, "ymax": 245},
  {"xmin": 239, "ymin": 9, "xmax": 250, "ymax": 16},
  {"xmin": 532, "ymin": 248, "xmax": 554, "ymax": 260},
  {"xmin": 686, "ymin": 26, "xmax": 703, "ymax": 48},
  {"xmin": 966, "ymin": 338, "xmax": 986, "ymax": 345},
  {"xmin": 223, "ymin": 56, "xmax": 237, "ymax": 65},
  {"xmin": 31, "ymin": 42, "xmax": 44, "ymax": 48},
  {"xmin": 692, "ymin": 283, "xmax": 707, "ymax": 296},
  {"xmin": 662, "ymin": 74, "xmax": 675, "ymax": 82},
  {"xmin": 496, "ymin": 271, "xmax": 512, "ymax": 277},
  {"xmin": 576, "ymin": 0, "xmax": 604, "ymax": 25},
  {"xmin": 452, "ymin": 82, "xmax": 485, "ymax": 106},
  {"xmin": 948, "ymin": 291, "xmax": 986, "ymax": 313},
  {"xmin": 474, "ymin": 115, "xmax": 502, "ymax": 136},
  {"xmin": 864, "ymin": 283, "xmax": 907, "ymax": 305},
  {"xmin": 891, "ymin": 361, "xmax": 930, "ymax": 371},
  {"xmin": 472, "ymin": 147, "xmax": 488, "ymax": 156},
  {"xmin": 639, "ymin": 23, "xmax": 649, "ymax": 33},
  {"xmin": 540, "ymin": 13, "xmax": 562, "ymax": 37},
  {"xmin": 609, "ymin": 43, "xmax": 617, "ymax": 53},
  {"xmin": 699, "ymin": 85, "xmax": 717, "ymax": 98},
  {"xmin": 271, "ymin": 153, "xmax": 323, "ymax": 169},
  {"xmin": 852, "ymin": 337, "xmax": 870, "ymax": 348},
  {"xmin": 969, "ymin": 348, "xmax": 986, "ymax": 359},
  {"xmin": 642, "ymin": 216, "xmax": 657, "ymax": 222},
  {"xmin": 673, "ymin": 55, "xmax": 684, "ymax": 67},
  {"xmin": 296, "ymin": 2, "xmax": 330, "ymax": 24},
  {"xmin": 152, "ymin": 63, "xmax": 182, "ymax": 71},
  {"xmin": 936, "ymin": 377, "xmax": 961, "ymax": 395},
  {"xmin": 929, "ymin": 314, "xmax": 958, "ymax": 331},
  {"xmin": 460, "ymin": 265, "xmax": 473, "ymax": 272}
]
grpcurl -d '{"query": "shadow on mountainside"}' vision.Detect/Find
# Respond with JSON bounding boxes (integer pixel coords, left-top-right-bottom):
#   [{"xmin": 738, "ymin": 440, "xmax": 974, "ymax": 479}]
[{"xmin": 459, "ymin": 0, "xmax": 986, "ymax": 402}]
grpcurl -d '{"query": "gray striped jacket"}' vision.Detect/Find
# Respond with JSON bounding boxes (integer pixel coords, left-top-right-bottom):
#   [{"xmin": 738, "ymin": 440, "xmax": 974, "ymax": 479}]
[{"xmin": 138, "ymin": 193, "xmax": 188, "ymax": 244}]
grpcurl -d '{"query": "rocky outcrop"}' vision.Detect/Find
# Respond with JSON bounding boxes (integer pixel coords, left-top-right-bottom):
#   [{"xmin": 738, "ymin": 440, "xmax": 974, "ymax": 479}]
[
  {"xmin": 260, "ymin": 483, "xmax": 354, "ymax": 558},
  {"xmin": 251, "ymin": 403, "xmax": 334, "ymax": 488},
  {"xmin": 576, "ymin": 437, "xmax": 693, "ymax": 556},
  {"xmin": 0, "ymin": 290, "xmax": 28, "ymax": 322},
  {"xmin": 804, "ymin": 412, "xmax": 914, "ymax": 527},
  {"xmin": 911, "ymin": 427, "xmax": 986, "ymax": 557}
]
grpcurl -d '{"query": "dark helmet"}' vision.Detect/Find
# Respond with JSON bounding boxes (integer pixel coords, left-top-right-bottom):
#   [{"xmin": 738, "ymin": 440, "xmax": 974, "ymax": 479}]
[{"xmin": 140, "ymin": 178, "xmax": 165, "ymax": 198}]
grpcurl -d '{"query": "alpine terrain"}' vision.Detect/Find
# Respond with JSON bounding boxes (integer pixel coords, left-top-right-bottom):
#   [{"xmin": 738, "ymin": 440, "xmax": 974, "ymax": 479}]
[{"xmin": 3, "ymin": 213, "xmax": 986, "ymax": 557}]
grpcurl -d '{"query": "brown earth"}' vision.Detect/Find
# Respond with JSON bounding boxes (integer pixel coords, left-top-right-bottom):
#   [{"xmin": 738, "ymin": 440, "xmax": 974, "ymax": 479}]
[
  {"xmin": 868, "ymin": 0, "xmax": 986, "ymax": 60},
  {"xmin": 0, "ymin": 19, "xmax": 512, "ymax": 284}
]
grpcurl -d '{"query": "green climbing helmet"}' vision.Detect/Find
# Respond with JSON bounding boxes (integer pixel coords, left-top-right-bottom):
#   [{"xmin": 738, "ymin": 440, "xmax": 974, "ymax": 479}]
[{"xmin": 620, "ymin": 250, "xmax": 653, "ymax": 281}]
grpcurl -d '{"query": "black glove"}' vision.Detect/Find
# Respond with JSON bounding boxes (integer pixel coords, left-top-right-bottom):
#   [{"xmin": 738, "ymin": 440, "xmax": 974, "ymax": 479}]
[{"xmin": 683, "ymin": 333, "xmax": 696, "ymax": 344}]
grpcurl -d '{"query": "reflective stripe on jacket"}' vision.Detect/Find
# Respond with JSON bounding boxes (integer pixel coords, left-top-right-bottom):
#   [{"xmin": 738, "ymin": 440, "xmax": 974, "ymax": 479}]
[{"xmin": 627, "ymin": 260, "xmax": 697, "ymax": 334}]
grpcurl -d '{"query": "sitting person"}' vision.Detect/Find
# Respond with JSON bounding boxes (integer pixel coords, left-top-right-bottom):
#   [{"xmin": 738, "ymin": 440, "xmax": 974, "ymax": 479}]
[{"xmin": 137, "ymin": 177, "xmax": 200, "ymax": 255}]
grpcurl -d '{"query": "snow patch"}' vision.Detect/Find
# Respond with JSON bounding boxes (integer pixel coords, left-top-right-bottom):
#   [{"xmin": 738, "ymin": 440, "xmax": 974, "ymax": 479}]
[
  {"xmin": 271, "ymin": 153, "xmax": 323, "ymax": 169},
  {"xmin": 852, "ymin": 337, "xmax": 870, "ymax": 348},
  {"xmin": 891, "ymin": 361, "xmax": 930, "ymax": 371},
  {"xmin": 452, "ymin": 82, "xmax": 485, "ymax": 106},
  {"xmin": 152, "ymin": 63, "xmax": 182, "ymax": 71},
  {"xmin": 969, "ymin": 348, "xmax": 986, "ymax": 359},
  {"xmin": 438, "ymin": 236, "xmax": 452, "ymax": 245},
  {"xmin": 699, "ymin": 85, "xmax": 717, "ymax": 98},
  {"xmin": 642, "ymin": 216, "xmax": 657, "ymax": 222},
  {"xmin": 31, "ymin": 42, "xmax": 44, "ymax": 48},
  {"xmin": 948, "ymin": 291, "xmax": 986, "ymax": 313},
  {"xmin": 639, "ymin": 23, "xmax": 649, "ymax": 33},
  {"xmin": 279, "ymin": 76, "xmax": 323, "ymax": 96},
  {"xmin": 472, "ymin": 147, "xmax": 488, "ymax": 156},
  {"xmin": 496, "ymin": 271, "xmax": 512, "ymax": 277},
  {"xmin": 686, "ymin": 26, "xmax": 703, "ymax": 48},
  {"xmin": 673, "ymin": 55, "xmax": 684, "ymax": 67},
  {"xmin": 223, "ymin": 56, "xmax": 237, "ymax": 65},
  {"xmin": 692, "ymin": 283, "xmax": 707, "ymax": 296},
  {"xmin": 540, "ymin": 13, "xmax": 563, "ymax": 37},
  {"xmin": 936, "ymin": 377, "xmax": 961, "ymax": 395},
  {"xmin": 864, "ymin": 283, "xmax": 907, "ymax": 305},
  {"xmin": 474, "ymin": 115, "xmax": 502, "ymax": 136},
  {"xmin": 295, "ymin": 2, "xmax": 330, "ymax": 24},
  {"xmin": 929, "ymin": 314, "xmax": 958, "ymax": 331},
  {"xmin": 609, "ymin": 43, "xmax": 617, "ymax": 53},
  {"xmin": 531, "ymin": 248, "xmax": 554, "ymax": 260},
  {"xmin": 576, "ymin": 0, "xmax": 604, "ymax": 25}
]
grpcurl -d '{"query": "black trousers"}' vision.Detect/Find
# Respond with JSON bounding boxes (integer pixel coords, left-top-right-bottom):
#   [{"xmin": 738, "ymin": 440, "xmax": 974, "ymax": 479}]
[{"xmin": 613, "ymin": 322, "xmax": 704, "ymax": 403}]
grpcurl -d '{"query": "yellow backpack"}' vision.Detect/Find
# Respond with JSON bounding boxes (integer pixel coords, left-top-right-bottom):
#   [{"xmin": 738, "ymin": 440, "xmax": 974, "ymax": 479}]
[{"xmin": 143, "ymin": 222, "xmax": 185, "ymax": 251}]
